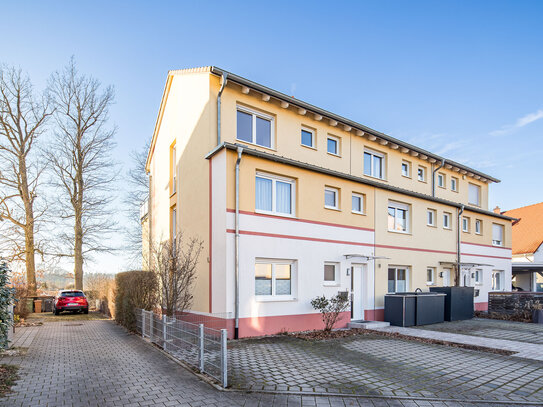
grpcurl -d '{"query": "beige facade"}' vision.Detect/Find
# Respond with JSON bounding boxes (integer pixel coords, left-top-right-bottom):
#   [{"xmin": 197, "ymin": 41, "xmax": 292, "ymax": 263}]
[{"xmin": 146, "ymin": 67, "xmax": 513, "ymax": 337}]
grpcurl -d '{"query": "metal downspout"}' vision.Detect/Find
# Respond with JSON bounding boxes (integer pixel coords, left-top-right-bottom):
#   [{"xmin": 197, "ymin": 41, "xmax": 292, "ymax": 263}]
[
  {"xmin": 234, "ymin": 146, "xmax": 243, "ymax": 339},
  {"xmin": 217, "ymin": 73, "xmax": 228, "ymax": 145},
  {"xmin": 457, "ymin": 204, "xmax": 465, "ymax": 287},
  {"xmin": 432, "ymin": 159, "xmax": 445, "ymax": 197}
]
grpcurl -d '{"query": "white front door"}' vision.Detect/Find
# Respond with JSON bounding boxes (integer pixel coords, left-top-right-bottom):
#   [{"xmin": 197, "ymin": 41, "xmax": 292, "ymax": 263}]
[
  {"xmin": 351, "ymin": 264, "xmax": 365, "ymax": 321},
  {"xmin": 443, "ymin": 268, "xmax": 451, "ymax": 287}
]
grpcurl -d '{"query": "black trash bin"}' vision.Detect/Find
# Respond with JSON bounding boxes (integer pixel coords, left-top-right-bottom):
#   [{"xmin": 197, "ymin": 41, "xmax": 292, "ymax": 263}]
[
  {"xmin": 429, "ymin": 287, "xmax": 474, "ymax": 321},
  {"xmin": 385, "ymin": 292, "xmax": 446, "ymax": 327}
]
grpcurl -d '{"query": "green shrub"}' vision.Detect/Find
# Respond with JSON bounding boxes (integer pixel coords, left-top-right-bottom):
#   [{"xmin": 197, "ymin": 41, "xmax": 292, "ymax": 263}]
[
  {"xmin": 310, "ymin": 293, "xmax": 349, "ymax": 332},
  {"xmin": 115, "ymin": 270, "xmax": 158, "ymax": 331},
  {"xmin": 0, "ymin": 263, "xmax": 13, "ymax": 348}
]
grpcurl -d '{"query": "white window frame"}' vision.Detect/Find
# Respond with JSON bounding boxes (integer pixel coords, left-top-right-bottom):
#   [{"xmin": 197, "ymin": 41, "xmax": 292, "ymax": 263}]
[
  {"xmin": 388, "ymin": 201, "xmax": 410, "ymax": 234},
  {"xmin": 426, "ymin": 267, "xmax": 435, "ymax": 285},
  {"xmin": 236, "ymin": 105, "xmax": 274, "ymax": 149},
  {"xmin": 255, "ymin": 259, "xmax": 296, "ymax": 300},
  {"xmin": 301, "ymin": 127, "xmax": 315, "ymax": 149},
  {"xmin": 401, "ymin": 161, "xmax": 411, "ymax": 178},
  {"xmin": 451, "ymin": 177, "xmax": 458, "ymax": 192},
  {"xmin": 324, "ymin": 187, "xmax": 339, "ymax": 210},
  {"xmin": 388, "ymin": 267, "xmax": 409, "ymax": 293},
  {"xmin": 417, "ymin": 166, "xmax": 427, "ymax": 182},
  {"xmin": 443, "ymin": 212, "xmax": 451, "ymax": 229},
  {"xmin": 437, "ymin": 173, "xmax": 446, "ymax": 188},
  {"xmin": 492, "ymin": 223, "xmax": 504, "ymax": 247},
  {"xmin": 323, "ymin": 262, "xmax": 340, "ymax": 286},
  {"xmin": 327, "ymin": 135, "xmax": 340, "ymax": 156},
  {"xmin": 351, "ymin": 193, "xmax": 365, "ymax": 215},
  {"xmin": 255, "ymin": 172, "xmax": 296, "ymax": 217},
  {"xmin": 475, "ymin": 219, "xmax": 482, "ymax": 235},
  {"xmin": 475, "ymin": 269, "xmax": 483, "ymax": 285},
  {"xmin": 492, "ymin": 270, "xmax": 504, "ymax": 291},
  {"xmin": 462, "ymin": 216, "xmax": 470, "ymax": 233},
  {"xmin": 427, "ymin": 209, "xmax": 436, "ymax": 227},
  {"xmin": 468, "ymin": 183, "xmax": 481, "ymax": 206},
  {"xmin": 364, "ymin": 148, "xmax": 386, "ymax": 179}
]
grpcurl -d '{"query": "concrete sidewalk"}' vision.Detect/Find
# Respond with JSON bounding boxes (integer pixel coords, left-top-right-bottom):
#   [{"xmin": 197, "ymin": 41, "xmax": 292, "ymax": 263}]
[{"xmin": 367, "ymin": 325, "xmax": 543, "ymax": 361}]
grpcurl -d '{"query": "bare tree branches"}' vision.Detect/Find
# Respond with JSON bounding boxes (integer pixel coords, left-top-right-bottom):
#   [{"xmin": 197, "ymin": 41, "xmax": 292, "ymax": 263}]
[
  {"xmin": 47, "ymin": 58, "xmax": 117, "ymax": 290},
  {"xmin": 0, "ymin": 65, "xmax": 51, "ymax": 295},
  {"xmin": 123, "ymin": 141, "xmax": 150, "ymax": 267},
  {"xmin": 151, "ymin": 233, "xmax": 203, "ymax": 317}
]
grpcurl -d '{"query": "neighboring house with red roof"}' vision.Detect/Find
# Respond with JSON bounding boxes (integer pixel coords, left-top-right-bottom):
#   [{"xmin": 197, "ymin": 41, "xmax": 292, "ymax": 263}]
[{"xmin": 503, "ymin": 202, "xmax": 543, "ymax": 291}]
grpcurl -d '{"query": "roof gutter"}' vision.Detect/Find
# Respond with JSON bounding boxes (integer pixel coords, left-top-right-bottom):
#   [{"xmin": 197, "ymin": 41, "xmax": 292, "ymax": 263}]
[
  {"xmin": 206, "ymin": 142, "xmax": 516, "ymax": 221},
  {"xmin": 208, "ymin": 67, "xmax": 500, "ymax": 183}
]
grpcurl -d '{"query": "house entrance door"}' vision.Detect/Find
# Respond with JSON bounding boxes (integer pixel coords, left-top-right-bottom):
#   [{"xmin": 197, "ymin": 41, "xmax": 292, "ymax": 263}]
[{"xmin": 351, "ymin": 264, "xmax": 365, "ymax": 321}]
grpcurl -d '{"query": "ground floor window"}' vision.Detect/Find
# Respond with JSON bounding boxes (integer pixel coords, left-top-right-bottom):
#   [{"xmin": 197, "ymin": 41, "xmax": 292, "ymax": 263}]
[
  {"xmin": 426, "ymin": 267, "xmax": 435, "ymax": 285},
  {"xmin": 388, "ymin": 267, "xmax": 408, "ymax": 293},
  {"xmin": 474, "ymin": 269, "xmax": 483, "ymax": 285},
  {"xmin": 255, "ymin": 260, "xmax": 293, "ymax": 297},
  {"xmin": 492, "ymin": 270, "xmax": 504, "ymax": 291}
]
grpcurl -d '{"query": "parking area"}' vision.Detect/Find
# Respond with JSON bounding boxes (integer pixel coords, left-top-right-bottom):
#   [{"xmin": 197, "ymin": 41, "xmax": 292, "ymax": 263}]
[
  {"xmin": 229, "ymin": 331, "xmax": 543, "ymax": 404},
  {"xmin": 414, "ymin": 318, "xmax": 543, "ymax": 344}
]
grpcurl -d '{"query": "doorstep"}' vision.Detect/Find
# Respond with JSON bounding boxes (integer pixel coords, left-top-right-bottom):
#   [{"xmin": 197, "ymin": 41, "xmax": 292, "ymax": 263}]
[{"xmin": 348, "ymin": 320, "xmax": 390, "ymax": 329}]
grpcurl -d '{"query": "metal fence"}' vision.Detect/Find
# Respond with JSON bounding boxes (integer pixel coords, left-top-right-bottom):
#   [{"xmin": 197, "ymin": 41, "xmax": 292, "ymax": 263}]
[{"xmin": 135, "ymin": 309, "xmax": 228, "ymax": 387}]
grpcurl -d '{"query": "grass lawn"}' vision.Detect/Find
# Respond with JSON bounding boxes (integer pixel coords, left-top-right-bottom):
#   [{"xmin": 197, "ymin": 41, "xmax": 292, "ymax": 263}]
[
  {"xmin": 26, "ymin": 311, "xmax": 109, "ymax": 323},
  {"xmin": 0, "ymin": 364, "xmax": 18, "ymax": 397}
]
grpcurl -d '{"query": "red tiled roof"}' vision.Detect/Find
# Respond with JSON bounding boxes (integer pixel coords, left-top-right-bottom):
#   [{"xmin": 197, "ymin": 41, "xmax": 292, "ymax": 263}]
[{"xmin": 503, "ymin": 202, "xmax": 543, "ymax": 255}]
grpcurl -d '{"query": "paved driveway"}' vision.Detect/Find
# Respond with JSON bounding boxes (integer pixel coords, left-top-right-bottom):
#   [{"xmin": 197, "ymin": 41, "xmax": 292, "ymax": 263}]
[
  {"xmin": 230, "ymin": 333, "xmax": 543, "ymax": 405},
  {"xmin": 2, "ymin": 317, "xmax": 540, "ymax": 407}
]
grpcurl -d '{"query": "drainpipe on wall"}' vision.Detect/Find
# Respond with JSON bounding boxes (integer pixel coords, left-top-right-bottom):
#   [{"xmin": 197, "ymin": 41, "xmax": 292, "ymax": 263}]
[
  {"xmin": 432, "ymin": 159, "xmax": 445, "ymax": 197},
  {"xmin": 456, "ymin": 204, "xmax": 465, "ymax": 287},
  {"xmin": 234, "ymin": 146, "xmax": 243, "ymax": 339},
  {"xmin": 217, "ymin": 73, "xmax": 228, "ymax": 145}
]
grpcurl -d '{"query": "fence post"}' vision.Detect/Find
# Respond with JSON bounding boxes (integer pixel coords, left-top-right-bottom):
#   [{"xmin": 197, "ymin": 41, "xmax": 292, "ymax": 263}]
[
  {"xmin": 149, "ymin": 311, "xmax": 154, "ymax": 342},
  {"xmin": 141, "ymin": 309, "xmax": 145, "ymax": 338},
  {"xmin": 220, "ymin": 329, "xmax": 228, "ymax": 388},
  {"xmin": 198, "ymin": 324, "xmax": 204, "ymax": 372},
  {"xmin": 162, "ymin": 315, "xmax": 167, "ymax": 352}
]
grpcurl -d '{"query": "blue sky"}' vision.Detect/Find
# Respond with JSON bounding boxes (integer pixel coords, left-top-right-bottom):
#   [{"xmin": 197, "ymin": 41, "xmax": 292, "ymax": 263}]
[{"xmin": 2, "ymin": 1, "xmax": 542, "ymax": 273}]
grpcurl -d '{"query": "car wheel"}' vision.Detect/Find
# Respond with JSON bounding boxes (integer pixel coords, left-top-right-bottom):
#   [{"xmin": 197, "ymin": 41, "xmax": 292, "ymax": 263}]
[
  {"xmin": 83, "ymin": 308, "xmax": 89, "ymax": 314},
  {"xmin": 54, "ymin": 308, "xmax": 60, "ymax": 315}
]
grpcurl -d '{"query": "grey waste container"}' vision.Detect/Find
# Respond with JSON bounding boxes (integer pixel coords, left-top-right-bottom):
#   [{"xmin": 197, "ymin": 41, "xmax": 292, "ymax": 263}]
[
  {"xmin": 430, "ymin": 286, "xmax": 474, "ymax": 321},
  {"xmin": 385, "ymin": 292, "xmax": 446, "ymax": 327}
]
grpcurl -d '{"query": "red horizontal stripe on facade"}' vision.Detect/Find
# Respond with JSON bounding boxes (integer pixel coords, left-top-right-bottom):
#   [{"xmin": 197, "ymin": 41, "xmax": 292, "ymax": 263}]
[
  {"xmin": 226, "ymin": 229, "xmax": 374, "ymax": 247},
  {"xmin": 375, "ymin": 244, "xmax": 456, "ymax": 255},
  {"xmin": 461, "ymin": 252, "xmax": 511, "ymax": 260},
  {"xmin": 226, "ymin": 208, "xmax": 374, "ymax": 232},
  {"xmin": 461, "ymin": 241, "xmax": 511, "ymax": 250}
]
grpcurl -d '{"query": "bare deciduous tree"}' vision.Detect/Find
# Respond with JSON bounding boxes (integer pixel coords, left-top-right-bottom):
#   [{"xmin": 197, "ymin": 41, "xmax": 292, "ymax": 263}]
[
  {"xmin": 47, "ymin": 58, "xmax": 117, "ymax": 290},
  {"xmin": 124, "ymin": 141, "xmax": 150, "ymax": 267},
  {"xmin": 151, "ymin": 233, "xmax": 203, "ymax": 317},
  {"xmin": 0, "ymin": 66, "xmax": 50, "ymax": 295}
]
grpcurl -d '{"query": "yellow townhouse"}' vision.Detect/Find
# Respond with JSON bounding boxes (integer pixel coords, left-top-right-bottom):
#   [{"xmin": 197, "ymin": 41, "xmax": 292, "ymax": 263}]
[{"xmin": 143, "ymin": 66, "xmax": 513, "ymax": 338}]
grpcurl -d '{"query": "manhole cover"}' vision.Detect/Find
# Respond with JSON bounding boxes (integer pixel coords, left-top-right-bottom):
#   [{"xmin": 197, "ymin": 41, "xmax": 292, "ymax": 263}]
[{"xmin": 64, "ymin": 323, "xmax": 83, "ymax": 326}]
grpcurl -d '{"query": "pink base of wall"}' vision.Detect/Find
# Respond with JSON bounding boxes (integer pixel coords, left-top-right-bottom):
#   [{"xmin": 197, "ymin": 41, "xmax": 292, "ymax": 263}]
[
  {"xmin": 364, "ymin": 309, "xmax": 384, "ymax": 321},
  {"xmin": 474, "ymin": 302, "xmax": 488, "ymax": 311}
]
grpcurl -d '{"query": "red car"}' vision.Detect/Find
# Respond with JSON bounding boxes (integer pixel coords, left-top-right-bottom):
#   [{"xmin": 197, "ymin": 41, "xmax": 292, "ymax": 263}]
[{"xmin": 53, "ymin": 290, "xmax": 89, "ymax": 315}]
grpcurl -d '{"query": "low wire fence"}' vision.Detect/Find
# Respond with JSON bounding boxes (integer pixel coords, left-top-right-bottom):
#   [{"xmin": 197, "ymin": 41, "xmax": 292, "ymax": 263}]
[{"xmin": 135, "ymin": 309, "xmax": 228, "ymax": 387}]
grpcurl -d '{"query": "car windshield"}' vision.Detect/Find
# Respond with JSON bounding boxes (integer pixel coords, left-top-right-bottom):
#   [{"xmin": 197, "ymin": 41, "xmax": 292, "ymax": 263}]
[{"xmin": 60, "ymin": 292, "xmax": 84, "ymax": 297}]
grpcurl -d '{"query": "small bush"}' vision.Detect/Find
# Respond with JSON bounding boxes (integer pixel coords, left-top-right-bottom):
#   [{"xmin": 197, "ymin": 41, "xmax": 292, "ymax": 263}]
[
  {"xmin": 311, "ymin": 293, "xmax": 350, "ymax": 332},
  {"xmin": 0, "ymin": 263, "xmax": 13, "ymax": 348},
  {"xmin": 115, "ymin": 270, "xmax": 158, "ymax": 331}
]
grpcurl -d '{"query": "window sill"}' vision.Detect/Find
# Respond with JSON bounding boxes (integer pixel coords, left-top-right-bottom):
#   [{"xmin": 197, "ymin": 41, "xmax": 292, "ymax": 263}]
[
  {"xmin": 352, "ymin": 211, "xmax": 366, "ymax": 216},
  {"xmin": 418, "ymin": 179, "xmax": 427, "ymax": 183},
  {"xmin": 255, "ymin": 210, "xmax": 296, "ymax": 219},
  {"xmin": 401, "ymin": 175, "xmax": 411, "ymax": 179},
  {"xmin": 301, "ymin": 143, "xmax": 317, "ymax": 150},
  {"xmin": 443, "ymin": 227, "xmax": 452, "ymax": 230},
  {"xmin": 427, "ymin": 224, "xmax": 437, "ymax": 228},
  {"xmin": 426, "ymin": 282, "xmax": 435, "ymax": 286},
  {"xmin": 388, "ymin": 229, "xmax": 411, "ymax": 235},
  {"xmin": 327, "ymin": 152, "xmax": 341, "ymax": 158},
  {"xmin": 364, "ymin": 174, "xmax": 387, "ymax": 182},
  {"xmin": 255, "ymin": 296, "xmax": 297, "ymax": 303},
  {"xmin": 236, "ymin": 138, "xmax": 275, "ymax": 152},
  {"xmin": 325, "ymin": 206, "xmax": 341, "ymax": 211},
  {"xmin": 323, "ymin": 282, "xmax": 340, "ymax": 287}
]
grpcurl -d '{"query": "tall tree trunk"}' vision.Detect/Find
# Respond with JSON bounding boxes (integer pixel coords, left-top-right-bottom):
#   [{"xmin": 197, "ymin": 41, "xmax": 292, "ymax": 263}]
[
  {"xmin": 74, "ymin": 164, "xmax": 84, "ymax": 290},
  {"xmin": 19, "ymin": 156, "xmax": 37, "ymax": 295}
]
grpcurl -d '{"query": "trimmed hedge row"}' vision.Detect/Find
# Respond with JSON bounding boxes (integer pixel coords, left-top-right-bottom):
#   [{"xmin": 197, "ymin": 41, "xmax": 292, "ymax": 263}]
[{"xmin": 115, "ymin": 270, "xmax": 158, "ymax": 331}]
